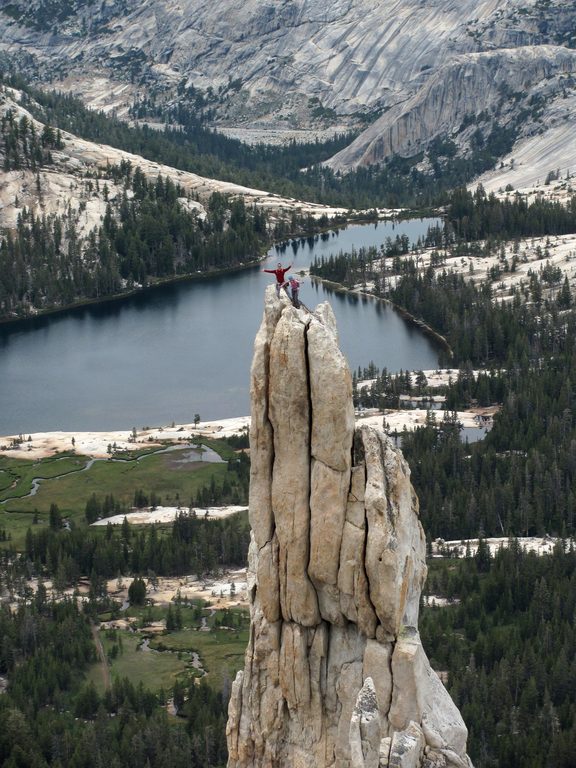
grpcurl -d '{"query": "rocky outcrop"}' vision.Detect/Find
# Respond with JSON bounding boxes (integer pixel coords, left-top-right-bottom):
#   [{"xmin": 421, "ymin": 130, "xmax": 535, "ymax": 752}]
[
  {"xmin": 226, "ymin": 286, "xmax": 473, "ymax": 768},
  {"xmin": 3, "ymin": 0, "xmax": 574, "ymax": 131},
  {"xmin": 326, "ymin": 45, "xmax": 576, "ymax": 171}
]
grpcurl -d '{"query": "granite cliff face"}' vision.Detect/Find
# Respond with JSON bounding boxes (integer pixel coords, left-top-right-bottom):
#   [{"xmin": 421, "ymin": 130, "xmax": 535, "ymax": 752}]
[
  {"xmin": 0, "ymin": 0, "xmax": 511, "ymax": 120},
  {"xmin": 2, "ymin": 0, "xmax": 576, "ymax": 176},
  {"xmin": 226, "ymin": 287, "xmax": 473, "ymax": 768},
  {"xmin": 326, "ymin": 45, "xmax": 576, "ymax": 171}
]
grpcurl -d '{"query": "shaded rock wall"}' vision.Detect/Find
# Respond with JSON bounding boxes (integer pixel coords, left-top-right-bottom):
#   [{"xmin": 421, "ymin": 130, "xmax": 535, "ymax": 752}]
[
  {"xmin": 4, "ymin": 0, "xmax": 576, "ymax": 176},
  {"xmin": 326, "ymin": 45, "xmax": 576, "ymax": 171},
  {"xmin": 227, "ymin": 287, "xmax": 473, "ymax": 768}
]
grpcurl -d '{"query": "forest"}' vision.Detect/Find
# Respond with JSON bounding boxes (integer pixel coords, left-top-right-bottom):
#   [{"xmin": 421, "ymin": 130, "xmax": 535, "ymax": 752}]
[
  {"xmin": 312, "ymin": 185, "xmax": 576, "ymax": 297},
  {"xmin": 0, "ymin": 501, "xmax": 250, "ymax": 767},
  {"xmin": 1, "ymin": 105, "xmax": 63, "ymax": 171},
  {"xmin": 420, "ymin": 542, "xmax": 576, "ymax": 768},
  {"xmin": 22, "ymin": 509, "xmax": 251, "ymax": 585},
  {"xmin": 1, "ymin": 66, "xmax": 576, "ymax": 768},
  {"xmin": 0, "ymin": 166, "xmax": 269, "ymax": 319},
  {"xmin": 1, "ymin": 69, "xmax": 519, "ymax": 209},
  {"xmin": 0, "ymin": 588, "xmax": 230, "ymax": 767},
  {"xmin": 445, "ymin": 185, "xmax": 576, "ymax": 241},
  {"xmin": 352, "ymin": 265, "xmax": 576, "ymax": 542}
]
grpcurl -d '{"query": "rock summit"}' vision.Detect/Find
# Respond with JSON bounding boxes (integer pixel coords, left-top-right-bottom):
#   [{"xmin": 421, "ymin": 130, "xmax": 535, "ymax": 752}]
[{"xmin": 226, "ymin": 287, "xmax": 473, "ymax": 768}]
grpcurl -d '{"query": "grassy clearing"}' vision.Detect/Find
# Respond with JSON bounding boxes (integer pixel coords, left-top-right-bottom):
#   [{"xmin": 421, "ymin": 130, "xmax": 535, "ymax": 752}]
[
  {"xmin": 0, "ymin": 468, "xmax": 14, "ymax": 493},
  {"xmin": 88, "ymin": 605, "xmax": 249, "ymax": 696},
  {"xmin": 0, "ymin": 454, "xmax": 91, "ymax": 501},
  {"xmin": 88, "ymin": 628, "xmax": 198, "ymax": 695},
  {"xmin": 181, "ymin": 627, "xmax": 249, "ymax": 689},
  {"xmin": 0, "ymin": 442, "xmax": 233, "ymax": 546},
  {"xmin": 0, "ymin": 510, "xmax": 40, "ymax": 549},
  {"xmin": 199, "ymin": 438, "xmax": 239, "ymax": 461},
  {"xmin": 149, "ymin": 627, "xmax": 249, "ymax": 689}
]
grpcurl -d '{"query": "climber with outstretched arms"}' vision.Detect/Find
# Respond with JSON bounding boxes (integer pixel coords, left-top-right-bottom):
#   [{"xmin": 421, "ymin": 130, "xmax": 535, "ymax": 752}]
[{"xmin": 263, "ymin": 262, "xmax": 292, "ymax": 297}]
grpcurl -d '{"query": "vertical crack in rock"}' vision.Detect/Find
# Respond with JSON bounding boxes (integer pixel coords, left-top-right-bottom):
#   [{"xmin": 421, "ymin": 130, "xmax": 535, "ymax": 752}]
[
  {"xmin": 303, "ymin": 319, "xmax": 314, "ymax": 590},
  {"xmin": 269, "ymin": 303, "xmax": 317, "ymax": 626},
  {"xmin": 227, "ymin": 288, "xmax": 474, "ymax": 768},
  {"xmin": 307, "ymin": 301, "xmax": 355, "ymax": 627}
]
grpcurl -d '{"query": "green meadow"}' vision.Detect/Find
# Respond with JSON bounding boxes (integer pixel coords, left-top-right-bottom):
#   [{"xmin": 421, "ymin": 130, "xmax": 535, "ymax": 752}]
[
  {"xmin": 88, "ymin": 605, "xmax": 249, "ymax": 696},
  {"xmin": 0, "ymin": 439, "xmax": 239, "ymax": 549}
]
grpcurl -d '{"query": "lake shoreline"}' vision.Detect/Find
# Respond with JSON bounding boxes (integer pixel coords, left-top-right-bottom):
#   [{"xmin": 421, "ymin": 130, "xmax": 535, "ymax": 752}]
[
  {"xmin": 0, "ymin": 396, "xmax": 496, "ymax": 461},
  {"xmin": 309, "ymin": 275, "xmax": 452, "ymax": 356},
  {"xmin": 0, "ymin": 209, "xmax": 442, "ymax": 328},
  {"xmin": 0, "ymin": 257, "xmax": 265, "ymax": 329},
  {"xmin": 1, "ymin": 217, "xmax": 443, "ymax": 435}
]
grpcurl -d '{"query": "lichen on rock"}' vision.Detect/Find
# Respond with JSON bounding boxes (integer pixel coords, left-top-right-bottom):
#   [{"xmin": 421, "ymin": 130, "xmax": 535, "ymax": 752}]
[{"xmin": 226, "ymin": 286, "xmax": 473, "ymax": 767}]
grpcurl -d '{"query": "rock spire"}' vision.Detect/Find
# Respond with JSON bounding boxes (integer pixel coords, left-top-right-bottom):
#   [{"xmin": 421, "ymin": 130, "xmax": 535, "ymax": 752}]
[{"xmin": 226, "ymin": 287, "xmax": 473, "ymax": 768}]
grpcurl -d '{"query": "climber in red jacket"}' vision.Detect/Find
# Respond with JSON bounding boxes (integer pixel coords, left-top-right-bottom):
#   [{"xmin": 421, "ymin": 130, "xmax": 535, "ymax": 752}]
[{"xmin": 264, "ymin": 262, "xmax": 292, "ymax": 297}]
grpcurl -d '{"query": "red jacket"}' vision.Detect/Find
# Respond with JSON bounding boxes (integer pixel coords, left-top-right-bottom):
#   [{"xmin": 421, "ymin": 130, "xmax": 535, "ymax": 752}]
[{"xmin": 264, "ymin": 265, "xmax": 291, "ymax": 284}]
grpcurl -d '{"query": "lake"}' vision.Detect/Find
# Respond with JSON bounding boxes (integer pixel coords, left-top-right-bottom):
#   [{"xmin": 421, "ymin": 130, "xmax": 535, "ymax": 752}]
[{"xmin": 0, "ymin": 219, "xmax": 441, "ymax": 434}]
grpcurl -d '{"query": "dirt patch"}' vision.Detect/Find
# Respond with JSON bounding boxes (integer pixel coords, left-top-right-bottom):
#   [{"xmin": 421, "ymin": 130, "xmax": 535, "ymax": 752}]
[
  {"xmin": 92, "ymin": 623, "xmax": 111, "ymax": 690},
  {"xmin": 104, "ymin": 569, "xmax": 249, "ymax": 610}
]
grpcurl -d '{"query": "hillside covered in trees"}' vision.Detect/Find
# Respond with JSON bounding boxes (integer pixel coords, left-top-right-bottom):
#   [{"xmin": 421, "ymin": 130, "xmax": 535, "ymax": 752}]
[
  {"xmin": 0, "ymin": 583, "xmax": 230, "ymax": 767},
  {"xmin": 0, "ymin": 69, "xmax": 545, "ymax": 323},
  {"xmin": 309, "ymin": 185, "xmax": 576, "ymax": 765},
  {"xmin": 0, "ymin": 157, "xmax": 270, "ymax": 320},
  {"xmin": 2, "ymin": 69, "xmax": 520, "ymax": 213},
  {"xmin": 421, "ymin": 542, "xmax": 576, "ymax": 768}
]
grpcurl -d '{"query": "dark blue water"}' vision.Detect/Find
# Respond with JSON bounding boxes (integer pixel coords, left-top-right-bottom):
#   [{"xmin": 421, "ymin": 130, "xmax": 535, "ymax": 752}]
[{"xmin": 0, "ymin": 219, "xmax": 441, "ymax": 434}]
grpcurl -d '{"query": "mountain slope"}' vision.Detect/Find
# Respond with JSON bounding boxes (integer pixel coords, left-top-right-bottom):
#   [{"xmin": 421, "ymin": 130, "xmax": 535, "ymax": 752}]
[
  {"xmin": 0, "ymin": 0, "xmax": 507, "ymax": 120},
  {"xmin": 326, "ymin": 45, "xmax": 576, "ymax": 171},
  {"xmin": 0, "ymin": 86, "xmax": 345, "ymax": 234},
  {"xmin": 1, "ymin": 0, "xmax": 576, "ymax": 181},
  {"xmin": 0, "ymin": 85, "xmax": 347, "ymax": 320}
]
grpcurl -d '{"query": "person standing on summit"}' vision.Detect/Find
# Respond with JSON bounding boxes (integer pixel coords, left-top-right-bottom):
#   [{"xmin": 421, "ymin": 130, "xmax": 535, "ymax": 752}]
[
  {"xmin": 288, "ymin": 275, "xmax": 301, "ymax": 308},
  {"xmin": 264, "ymin": 262, "xmax": 292, "ymax": 297}
]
